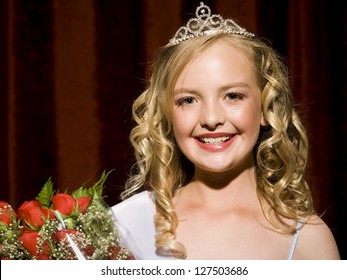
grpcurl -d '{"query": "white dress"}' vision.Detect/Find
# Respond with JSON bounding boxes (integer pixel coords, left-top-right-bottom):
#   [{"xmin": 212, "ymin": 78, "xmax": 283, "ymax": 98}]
[
  {"xmin": 112, "ymin": 191, "xmax": 171, "ymax": 260},
  {"xmin": 112, "ymin": 191, "xmax": 301, "ymax": 260}
]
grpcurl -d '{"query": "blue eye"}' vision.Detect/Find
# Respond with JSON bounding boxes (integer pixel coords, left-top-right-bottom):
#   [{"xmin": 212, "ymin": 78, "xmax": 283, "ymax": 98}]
[{"xmin": 176, "ymin": 96, "xmax": 196, "ymax": 106}]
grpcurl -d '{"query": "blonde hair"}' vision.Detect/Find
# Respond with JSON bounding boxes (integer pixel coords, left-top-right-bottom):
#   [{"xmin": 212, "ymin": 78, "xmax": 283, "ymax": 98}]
[{"xmin": 122, "ymin": 34, "xmax": 315, "ymax": 258}]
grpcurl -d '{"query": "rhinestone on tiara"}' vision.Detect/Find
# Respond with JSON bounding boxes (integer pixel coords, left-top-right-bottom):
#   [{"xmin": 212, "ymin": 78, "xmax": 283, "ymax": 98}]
[{"xmin": 167, "ymin": 2, "xmax": 255, "ymax": 46}]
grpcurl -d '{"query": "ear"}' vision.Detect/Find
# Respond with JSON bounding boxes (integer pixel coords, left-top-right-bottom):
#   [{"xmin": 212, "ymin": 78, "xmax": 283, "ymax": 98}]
[{"xmin": 260, "ymin": 112, "xmax": 268, "ymax": 126}]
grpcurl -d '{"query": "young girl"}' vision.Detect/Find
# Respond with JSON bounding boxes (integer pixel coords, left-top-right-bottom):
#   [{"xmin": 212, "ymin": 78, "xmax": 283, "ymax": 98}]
[{"xmin": 112, "ymin": 2, "xmax": 340, "ymax": 259}]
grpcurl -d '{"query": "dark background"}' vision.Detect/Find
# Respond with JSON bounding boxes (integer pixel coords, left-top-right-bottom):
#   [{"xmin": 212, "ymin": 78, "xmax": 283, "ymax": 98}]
[{"xmin": 1, "ymin": 0, "xmax": 346, "ymax": 258}]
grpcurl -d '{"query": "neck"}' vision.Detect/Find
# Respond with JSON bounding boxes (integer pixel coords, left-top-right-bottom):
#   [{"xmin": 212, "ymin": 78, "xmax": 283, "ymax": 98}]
[{"xmin": 185, "ymin": 164, "xmax": 258, "ymax": 209}]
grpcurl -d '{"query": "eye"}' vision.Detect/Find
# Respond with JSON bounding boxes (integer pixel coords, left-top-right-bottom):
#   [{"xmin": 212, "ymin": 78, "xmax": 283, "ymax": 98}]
[
  {"xmin": 225, "ymin": 92, "xmax": 244, "ymax": 102},
  {"xmin": 175, "ymin": 96, "xmax": 197, "ymax": 107}
]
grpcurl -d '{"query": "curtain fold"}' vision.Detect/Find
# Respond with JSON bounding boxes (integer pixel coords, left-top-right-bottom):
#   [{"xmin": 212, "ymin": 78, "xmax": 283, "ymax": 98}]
[
  {"xmin": 1, "ymin": 0, "xmax": 346, "ymax": 258},
  {"xmin": 3, "ymin": 0, "xmax": 57, "ymax": 206}
]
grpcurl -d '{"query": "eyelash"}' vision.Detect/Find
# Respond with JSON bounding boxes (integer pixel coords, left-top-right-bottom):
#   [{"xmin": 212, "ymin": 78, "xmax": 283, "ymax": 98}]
[
  {"xmin": 176, "ymin": 96, "xmax": 197, "ymax": 107},
  {"xmin": 175, "ymin": 93, "xmax": 244, "ymax": 107},
  {"xmin": 225, "ymin": 92, "xmax": 244, "ymax": 101}
]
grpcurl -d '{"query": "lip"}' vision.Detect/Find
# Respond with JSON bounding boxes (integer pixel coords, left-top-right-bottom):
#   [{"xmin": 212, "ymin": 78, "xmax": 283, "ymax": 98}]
[
  {"xmin": 194, "ymin": 133, "xmax": 237, "ymax": 152},
  {"xmin": 195, "ymin": 132, "xmax": 235, "ymax": 138}
]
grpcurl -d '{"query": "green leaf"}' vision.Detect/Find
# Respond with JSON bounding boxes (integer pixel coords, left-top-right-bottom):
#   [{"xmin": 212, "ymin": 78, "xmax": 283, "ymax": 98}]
[
  {"xmin": 90, "ymin": 170, "xmax": 114, "ymax": 199},
  {"xmin": 35, "ymin": 178, "xmax": 54, "ymax": 208},
  {"xmin": 72, "ymin": 170, "xmax": 114, "ymax": 199},
  {"xmin": 72, "ymin": 183, "xmax": 90, "ymax": 199}
]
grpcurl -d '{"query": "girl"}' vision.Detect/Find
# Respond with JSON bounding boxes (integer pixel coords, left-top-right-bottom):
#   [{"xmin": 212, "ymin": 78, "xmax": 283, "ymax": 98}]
[{"xmin": 112, "ymin": 2, "xmax": 340, "ymax": 260}]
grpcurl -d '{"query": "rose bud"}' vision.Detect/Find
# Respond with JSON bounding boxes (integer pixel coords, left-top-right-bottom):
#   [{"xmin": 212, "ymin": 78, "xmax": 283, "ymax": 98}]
[
  {"xmin": 52, "ymin": 193, "xmax": 77, "ymax": 216},
  {"xmin": 52, "ymin": 229, "xmax": 78, "ymax": 242},
  {"xmin": 0, "ymin": 201, "xmax": 13, "ymax": 225},
  {"xmin": 41, "ymin": 207, "xmax": 55, "ymax": 220},
  {"xmin": 17, "ymin": 200, "xmax": 47, "ymax": 228},
  {"xmin": 37, "ymin": 242, "xmax": 51, "ymax": 260},
  {"xmin": 37, "ymin": 252, "xmax": 51, "ymax": 260},
  {"xmin": 76, "ymin": 196, "xmax": 91, "ymax": 213},
  {"xmin": 18, "ymin": 230, "xmax": 40, "ymax": 256},
  {"xmin": 83, "ymin": 244, "xmax": 94, "ymax": 257},
  {"xmin": 109, "ymin": 246, "xmax": 121, "ymax": 260}
]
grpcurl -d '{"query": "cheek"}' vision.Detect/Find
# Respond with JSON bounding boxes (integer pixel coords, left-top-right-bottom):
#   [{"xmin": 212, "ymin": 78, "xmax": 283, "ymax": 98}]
[
  {"xmin": 172, "ymin": 111, "xmax": 187, "ymax": 139},
  {"xmin": 172, "ymin": 109, "xmax": 197, "ymax": 142},
  {"xmin": 230, "ymin": 103, "xmax": 263, "ymax": 131}
]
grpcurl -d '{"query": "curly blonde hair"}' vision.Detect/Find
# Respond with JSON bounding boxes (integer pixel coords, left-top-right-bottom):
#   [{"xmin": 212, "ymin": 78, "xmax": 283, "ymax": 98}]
[{"xmin": 121, "ymin": 34, "xmax": 315, "ymax": 259}]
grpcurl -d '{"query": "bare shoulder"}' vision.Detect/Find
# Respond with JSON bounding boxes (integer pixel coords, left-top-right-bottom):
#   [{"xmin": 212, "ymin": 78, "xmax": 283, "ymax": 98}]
[{"xmin": 294, "ymin": 215, "xmax": 340, "ymax": 259}]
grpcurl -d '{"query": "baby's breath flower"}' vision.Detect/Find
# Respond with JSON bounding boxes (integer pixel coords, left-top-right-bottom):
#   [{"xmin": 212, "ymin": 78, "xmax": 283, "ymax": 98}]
[{"xmin": 0, "ymin": 171, "xmax": 134, "ymax": 260}]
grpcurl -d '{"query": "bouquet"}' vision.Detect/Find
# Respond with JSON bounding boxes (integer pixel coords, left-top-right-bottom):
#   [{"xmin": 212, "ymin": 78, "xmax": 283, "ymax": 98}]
[{"xmin": 0, "ymin": 171, "xmax": 134, "ymax": 260}]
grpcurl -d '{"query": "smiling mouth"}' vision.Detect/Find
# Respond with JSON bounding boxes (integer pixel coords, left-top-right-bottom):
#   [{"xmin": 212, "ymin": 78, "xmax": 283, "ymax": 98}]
[{"xmin": 198, "ymin": 136, "xmax": 231, "ymax": 144}]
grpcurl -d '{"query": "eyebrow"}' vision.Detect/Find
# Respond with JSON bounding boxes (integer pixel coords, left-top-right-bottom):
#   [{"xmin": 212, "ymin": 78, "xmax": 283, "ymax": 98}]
[
  {"xmin": 173, "ymin": 88, "xmax": 197, "ymax": 95},
  {"xmin": 173, "ymin": 82, "xmax": 251, "ymax": 95}
]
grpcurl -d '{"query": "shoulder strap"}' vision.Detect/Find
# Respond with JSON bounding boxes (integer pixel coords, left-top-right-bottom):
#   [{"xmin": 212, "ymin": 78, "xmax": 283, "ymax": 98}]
[{"xmin": 287, "ymin": 220, "xmax": 303, "ymax": 260}]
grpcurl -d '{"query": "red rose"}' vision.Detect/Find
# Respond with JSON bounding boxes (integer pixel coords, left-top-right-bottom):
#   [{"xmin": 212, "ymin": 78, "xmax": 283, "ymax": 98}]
[
  {"xmin": 41, "ymin": 207, "xmax": 55, "ymax": 220},
  {"xmin": 37, "ymin": 252, "xmax": 51, "ymax": 260},
  {"xmin": 17, "ymin": 200, "xmax": 47, "ymax": 228},
  {"xmin": 52, "ymin": 229, "xmax": 93, "ymax": 258},
  {"xmin": 52, "ymin": 194, "xmax": 76, "ymax": 216},
  {"xmin": 0, "ymin": 201, "xmax": 13, "ymax": 225},
  {"xmin": 84, "ymin": 244, "xmax": 94, "ymax": 257},
  {"xmin": 18, "ymin": 230, "xmax": 39, "ymax": 256},
  {"xmin": 18, "ymin": 230, "xmax": 51, "ymax": 258},
  {"xmin": 76, "ymin": 196, "xmax": 91, "ymax": 213},
  {"xmin": 108, "ymin": 246, "xmax": 135, "ymax": 260},
  {"xmin": 52, "ymin": 229, "xmax": 78, "ymax": 242},
  {"xmin": 108, "ymin": 246, "xmax": 121, "ymax": 259}
]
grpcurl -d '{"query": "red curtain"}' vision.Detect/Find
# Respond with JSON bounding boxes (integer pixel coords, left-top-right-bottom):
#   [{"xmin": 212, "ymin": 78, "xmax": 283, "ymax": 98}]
[{"xmin": 1, "ymin": 0, "xmax": 346, "ymax": 258}]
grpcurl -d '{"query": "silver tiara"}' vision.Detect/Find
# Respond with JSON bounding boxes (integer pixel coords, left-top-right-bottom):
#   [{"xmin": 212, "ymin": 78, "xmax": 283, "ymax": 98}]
[{"xmin": 167, "ymin": 2, "xmax": 255, "ymax": 46}]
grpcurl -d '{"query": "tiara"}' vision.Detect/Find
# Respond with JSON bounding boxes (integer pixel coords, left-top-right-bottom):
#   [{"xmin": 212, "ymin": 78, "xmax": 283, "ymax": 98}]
[{"xmin": 167, "ymin": 2, "xmax": 255, "ymax": 46}]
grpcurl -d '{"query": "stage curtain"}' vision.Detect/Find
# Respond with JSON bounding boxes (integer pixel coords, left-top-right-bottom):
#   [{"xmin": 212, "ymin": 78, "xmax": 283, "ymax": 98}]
[{"xmin": 1, "ymin": 0, "xmax": 346, "ymax": 258}]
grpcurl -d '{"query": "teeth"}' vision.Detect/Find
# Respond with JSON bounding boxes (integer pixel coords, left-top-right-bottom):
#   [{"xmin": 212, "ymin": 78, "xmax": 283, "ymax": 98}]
[{"xmin": 199, "ymin": 136, "xmax": 231, "ymax": 144}]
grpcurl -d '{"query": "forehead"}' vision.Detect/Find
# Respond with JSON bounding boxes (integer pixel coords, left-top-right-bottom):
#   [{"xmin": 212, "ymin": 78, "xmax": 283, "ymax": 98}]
[
  {"xmin": 189, "ymin": 37, "xmax": 254, "ymax": 63},
  {"xmin": 175, "ymin": 39, "xmax": 256, "ymax": 88},
  {"xmin": 199, "ymin": 39, "xmax": 252, "ymax": 65}
]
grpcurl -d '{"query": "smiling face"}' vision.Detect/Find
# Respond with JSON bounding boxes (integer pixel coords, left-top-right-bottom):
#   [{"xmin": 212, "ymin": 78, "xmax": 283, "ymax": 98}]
[{"xmin": 172, "ymin": 39, "xmax": 265, "ymax": 174}]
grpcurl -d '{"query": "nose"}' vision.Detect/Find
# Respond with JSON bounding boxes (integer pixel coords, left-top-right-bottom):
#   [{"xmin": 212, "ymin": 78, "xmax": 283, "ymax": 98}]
[{"xmin": 200, "ymin": 101, "xmax": 225, "ymax": 130}]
